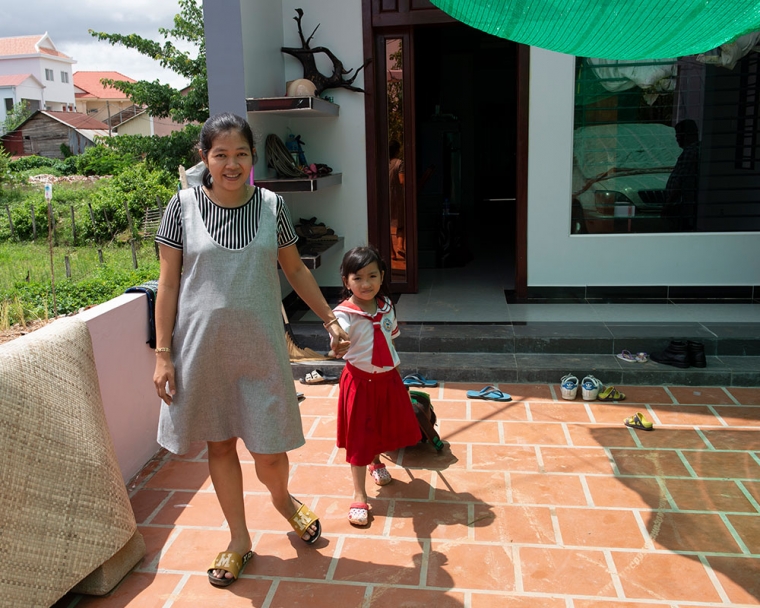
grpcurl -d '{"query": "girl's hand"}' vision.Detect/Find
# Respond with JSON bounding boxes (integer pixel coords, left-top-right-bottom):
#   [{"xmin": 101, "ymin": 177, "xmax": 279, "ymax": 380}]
[
  {"xmin": 327, "ymin": 323, "xmax": 350, "ymax": 358},
  {"xmin": 153, "ymin": 355, "xmax": 176, "ymax": 405}
]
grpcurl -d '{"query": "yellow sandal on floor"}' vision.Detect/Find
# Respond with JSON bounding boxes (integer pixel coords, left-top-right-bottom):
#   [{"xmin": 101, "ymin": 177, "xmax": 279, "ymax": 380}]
[
  {"xmin": 288, "ymin": 497, "xmax": 322, "ymax": 544},
  {"xmin": 624, "ymin": 412, "xmax": 654, "ymax": 431},
  {"xmin": 598, "ymin": 386, "xmax": 626, "ymax": 401},
  {"xmin": 207, "ymin": 550, "xmax": 253, "ymax": 587}
]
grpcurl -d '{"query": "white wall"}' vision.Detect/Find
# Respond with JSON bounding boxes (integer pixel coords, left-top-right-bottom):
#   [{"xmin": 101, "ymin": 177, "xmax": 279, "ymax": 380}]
[
  {"xmin": 527, "ymin": 48, "xmax": 760, "ymax": 287},
  {"xmin": 79, "ymin": 294, "xmax": 160, "ymax": 483},
  {"xmin": 239, "ymin": 0, "xmax": 369, "ymax": 288},
  {"xmin": 39, "ymin": 58, "xmax": 74, "ymax": 107}
]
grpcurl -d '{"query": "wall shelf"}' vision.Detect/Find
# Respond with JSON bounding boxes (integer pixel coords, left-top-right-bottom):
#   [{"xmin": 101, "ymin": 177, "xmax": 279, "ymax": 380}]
[
  {"xmin": 246, "ymin": 96, "xmax": 339, "ymax": 117},
  {"xmin": 257, "ymin": 173, "xmax": 342, "ymax": 193},
  {"xmin": 279, "ymin": 237, "xmax": 344, "ymax": 270}
]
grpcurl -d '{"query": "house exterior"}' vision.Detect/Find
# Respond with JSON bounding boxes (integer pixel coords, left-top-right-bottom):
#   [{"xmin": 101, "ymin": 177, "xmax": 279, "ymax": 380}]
[
  {"xmin": 0, "ymin": 73, "xmax": 45, "ymax": 134},
  {"xmin": 1, "ymin": 110, "xmax": 109, "ymax": 158},
  {"xmin": 0, "ymin": 33, "xmax": 76, "ymax": 126},
  {"xmin": 202, "ymin": 0, "xmax": 760, "ymax": 307},
  {"xmin": 73, "ymin": 71, "xmax": 137, "ymax": 130},
  {"xmin": 112, "ymin": 107, "xmax": 188, "ymax": 137}
]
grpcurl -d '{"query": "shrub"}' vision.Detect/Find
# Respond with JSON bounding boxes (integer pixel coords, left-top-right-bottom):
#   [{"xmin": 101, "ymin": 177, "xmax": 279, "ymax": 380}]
[
  {"xmin": 106, "ymin": 124, "xmax": 201, "ymax": 175},
  {"xmin": 7, "ymin": 155, "xmax": 77, "ymax": 177},
  {"xmin": 75, "ymin": 144, "xmax": 136, "ymax": 176},
  {"xmin": 9, "ymin": 155, "xmax": 62, "ymax": 173},
  {"xmin": 85, "ymin": 163, "xmax": 174, "ymax": 241}
]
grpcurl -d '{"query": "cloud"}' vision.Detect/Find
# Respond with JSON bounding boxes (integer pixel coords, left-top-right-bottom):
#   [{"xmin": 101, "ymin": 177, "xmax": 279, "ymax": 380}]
[
  {"xmin": 58, "ymin": 42, "xmax": 190, "ymax": 89},
  {"xmin": 0, "ymin": 0, "xmax": 195, "ymax": 88}
]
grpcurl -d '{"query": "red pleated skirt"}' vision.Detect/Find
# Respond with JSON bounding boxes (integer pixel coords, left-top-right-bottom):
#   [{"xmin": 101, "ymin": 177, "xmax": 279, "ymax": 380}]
[{"xmin": 337, "ymin": 362, "xmax": 422, "ymax": 466}]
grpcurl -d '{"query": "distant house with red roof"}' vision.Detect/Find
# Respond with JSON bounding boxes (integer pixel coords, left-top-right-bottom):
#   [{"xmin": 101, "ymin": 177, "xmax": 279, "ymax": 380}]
[
  {"xmin": 74, "ymin": 71, "xmax": 137, "ymax": 127},
  {"xmin": 0, "ymin": 33, "xmax": 76, "ymax": 131},
  {"xmin": 73, "ymin": 71, "xmax": 188, "ymax": 136},
  {"xmin": 1, "ymin": 110, "xmax": 109, "ymax": 158}
]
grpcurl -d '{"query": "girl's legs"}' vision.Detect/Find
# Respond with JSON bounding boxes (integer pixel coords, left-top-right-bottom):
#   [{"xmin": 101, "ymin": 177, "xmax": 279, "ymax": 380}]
[
  {"xmin": 351, "ymin": 455, "xmax": 384, "ymax": 502},
  {"xmin": 207, "ymin": 438, "xmax": 251, "ymax": 581},
  {"xmin": 251, "ymin": 451, "xmax": 318, "ymax": 541},
  {"xmin": 350, "ymin": 463, "xmax": 369, "ymax": 504}
]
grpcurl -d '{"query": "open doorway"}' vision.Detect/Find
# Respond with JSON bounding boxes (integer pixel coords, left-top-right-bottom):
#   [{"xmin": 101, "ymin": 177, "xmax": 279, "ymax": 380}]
[{"xmin": 406, "ymin": 24, "xmax": 518, "ymax": 318}]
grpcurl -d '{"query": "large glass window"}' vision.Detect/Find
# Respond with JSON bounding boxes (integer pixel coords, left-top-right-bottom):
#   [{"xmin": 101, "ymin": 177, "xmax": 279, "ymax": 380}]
[{"xmin": 571, "ymin": 52, "xmax": 760, "ymax": 234}]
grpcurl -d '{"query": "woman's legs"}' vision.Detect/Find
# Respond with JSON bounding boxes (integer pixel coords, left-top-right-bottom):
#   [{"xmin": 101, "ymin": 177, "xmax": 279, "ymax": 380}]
[
  {"xmin": 207, "ymin": 438, "xmax": 251, "ymax": 581},
  {"xmin": 251, "ymin": 451, "xmax": 318, "ymax": 541}
]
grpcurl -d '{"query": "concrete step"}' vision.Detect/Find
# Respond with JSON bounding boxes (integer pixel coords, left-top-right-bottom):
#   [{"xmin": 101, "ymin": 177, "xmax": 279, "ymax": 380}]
[
  {"xmin": 289, "ymin": 353, "xmax": 760, "ymax": 388},
  {"xmin": 290, "ymin": 321, "xmax": 760, "ymax": 356},
  {"xmin": 288, "ymin": 321, "xmax": 760, "ymax": 386}
]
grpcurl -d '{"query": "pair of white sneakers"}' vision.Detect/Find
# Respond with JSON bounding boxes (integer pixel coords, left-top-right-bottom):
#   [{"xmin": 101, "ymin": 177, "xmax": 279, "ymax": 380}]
[{"xmin": 560, "ymin": 373, "xmax": 603, "ymax": 401}]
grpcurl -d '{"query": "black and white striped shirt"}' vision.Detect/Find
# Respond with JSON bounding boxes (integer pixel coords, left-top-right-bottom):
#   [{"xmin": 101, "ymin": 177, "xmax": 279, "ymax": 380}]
[{"xmin": 155, "ymin": 186, "xmax": 299, "ymax": 251}]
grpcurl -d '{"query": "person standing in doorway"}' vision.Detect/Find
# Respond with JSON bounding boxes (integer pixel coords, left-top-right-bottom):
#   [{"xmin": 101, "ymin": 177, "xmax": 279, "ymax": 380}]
[
  {"xmin": 153, "ymin": 112, "xmax": 349, "ymax": 588},
  {"xmin": 389, "ymin": 140, "xmax": 406, "ymax": 261}
]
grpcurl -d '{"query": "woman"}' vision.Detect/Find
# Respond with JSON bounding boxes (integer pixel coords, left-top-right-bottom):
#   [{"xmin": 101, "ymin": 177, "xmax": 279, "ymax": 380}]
[{"xmin": 153, "ymin": 112, "xmax": 349, "ymax": 588}]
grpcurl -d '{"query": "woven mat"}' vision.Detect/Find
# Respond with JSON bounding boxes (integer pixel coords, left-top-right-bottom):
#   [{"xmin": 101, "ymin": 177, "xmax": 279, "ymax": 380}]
[{"xmin": 0, "ymin": 317, "xmax": 137, "ymax": 607}]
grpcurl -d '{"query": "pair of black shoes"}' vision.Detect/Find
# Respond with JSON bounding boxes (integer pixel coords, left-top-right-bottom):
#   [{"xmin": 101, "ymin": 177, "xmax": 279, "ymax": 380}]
[{"xmin": 651, "ymin": 340, "xmax": 706, "ymax": 368}]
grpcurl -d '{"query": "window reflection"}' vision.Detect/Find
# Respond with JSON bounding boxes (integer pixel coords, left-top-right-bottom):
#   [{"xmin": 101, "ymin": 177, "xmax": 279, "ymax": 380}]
[
  {"xmin": 571, "ymin": 53, "xmax": 760, "ymax": 234},
  {"xmin": 386, "ymin": 38, "xmax": 406, "ymax": 279}
]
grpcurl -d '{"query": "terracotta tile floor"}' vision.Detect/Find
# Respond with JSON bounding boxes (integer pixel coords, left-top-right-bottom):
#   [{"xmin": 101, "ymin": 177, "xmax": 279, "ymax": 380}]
[{"xmin": 57, "ymin": 382, "xmax": 760, "ymax": 607}]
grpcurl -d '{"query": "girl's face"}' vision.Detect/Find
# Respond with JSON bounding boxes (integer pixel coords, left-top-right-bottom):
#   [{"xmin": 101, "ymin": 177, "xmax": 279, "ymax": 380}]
[
  {"xmin": 344, "ymin": 261, "xmax": 384, "ymax": 304},
  {"xmin": 201, "ymin": 129, "xmax": 253, "ymax": 193}
]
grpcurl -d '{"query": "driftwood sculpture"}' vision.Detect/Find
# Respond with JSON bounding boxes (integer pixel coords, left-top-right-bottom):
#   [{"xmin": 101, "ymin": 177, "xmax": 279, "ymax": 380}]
[{"xmin": 282, "ymin": 8, "xmax": 370, "ymax": 95}]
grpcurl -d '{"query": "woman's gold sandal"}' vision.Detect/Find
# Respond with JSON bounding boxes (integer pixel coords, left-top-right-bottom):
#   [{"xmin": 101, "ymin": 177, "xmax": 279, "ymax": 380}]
[
  {"xmin": 207, "ymin": 550, "xmax": 253, "ymax": 587},
  {"xmin": 288, "ymin": 496, "xmax": 322, "ymax": 544}
]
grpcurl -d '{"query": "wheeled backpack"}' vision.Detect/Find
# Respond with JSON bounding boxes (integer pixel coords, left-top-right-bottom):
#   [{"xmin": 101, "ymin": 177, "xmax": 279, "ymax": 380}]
[{"xmin": 409, "ymin": 390, "xmax": 444, "ymax": 451}]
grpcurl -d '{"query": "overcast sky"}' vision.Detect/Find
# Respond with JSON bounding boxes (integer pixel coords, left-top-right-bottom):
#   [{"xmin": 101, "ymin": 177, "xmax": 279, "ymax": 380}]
[{"xmin": 0, "ymin": 0, "xmax": 194, "ymax": 88}]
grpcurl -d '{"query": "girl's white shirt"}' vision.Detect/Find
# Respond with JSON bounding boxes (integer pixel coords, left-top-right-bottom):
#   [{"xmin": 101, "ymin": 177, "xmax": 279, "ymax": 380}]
[{"xmin": 334, "ymin": 296, "xmax": 400, "ymax": 373}]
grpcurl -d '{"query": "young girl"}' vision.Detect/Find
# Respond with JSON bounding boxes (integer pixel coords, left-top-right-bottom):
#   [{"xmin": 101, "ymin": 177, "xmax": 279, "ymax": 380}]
[{"xmin": 333, "ymin": 246, "xmax": 420, "ymax": 526}]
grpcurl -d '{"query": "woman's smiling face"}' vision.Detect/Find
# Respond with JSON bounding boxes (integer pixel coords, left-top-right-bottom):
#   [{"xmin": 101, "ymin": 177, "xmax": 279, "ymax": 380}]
[{"xmin": 202, "ymin": 129, "xmax": 253, "ymax": 193}]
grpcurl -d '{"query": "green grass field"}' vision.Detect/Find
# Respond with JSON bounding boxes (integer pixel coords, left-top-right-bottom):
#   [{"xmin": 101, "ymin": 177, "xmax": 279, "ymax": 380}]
[
  {"xmin": 0, "ymin": 241, "xmax": 161, "ymax": 328},
  {"xmin": 0, "ymin": 241, "xmax": 159, "ymax": 292}
]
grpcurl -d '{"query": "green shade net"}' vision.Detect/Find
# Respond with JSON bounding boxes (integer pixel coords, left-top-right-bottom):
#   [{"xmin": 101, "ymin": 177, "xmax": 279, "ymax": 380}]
[{"xmin": 430, "ymin": 0, "xmax": 760, "ymax": 59}]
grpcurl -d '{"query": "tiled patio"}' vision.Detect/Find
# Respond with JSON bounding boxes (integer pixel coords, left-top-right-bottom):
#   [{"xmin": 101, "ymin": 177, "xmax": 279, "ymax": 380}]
[{"xmin": 58, "ymin": 381, "xmax": 760, "ymax": 608}]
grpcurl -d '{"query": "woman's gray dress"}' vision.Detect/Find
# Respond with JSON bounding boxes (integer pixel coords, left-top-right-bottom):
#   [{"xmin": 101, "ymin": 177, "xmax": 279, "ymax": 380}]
[{"xmin": 157, "ymin": 187, "xmax": 304, "ymax": 455}]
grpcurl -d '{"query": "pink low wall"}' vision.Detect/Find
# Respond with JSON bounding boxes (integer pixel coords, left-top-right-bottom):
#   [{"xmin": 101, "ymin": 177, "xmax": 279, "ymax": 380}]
[{"xmin": 79, "ymin": 294, "xmax": 161, "ymax": 483}]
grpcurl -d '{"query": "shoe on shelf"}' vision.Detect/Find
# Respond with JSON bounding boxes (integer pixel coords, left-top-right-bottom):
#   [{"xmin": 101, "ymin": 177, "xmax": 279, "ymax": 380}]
[
  {"xmin": 687, "ymin": 340, "xmax": 706, "ymax": 368},
  {"xmin": 560, "ymin": 373, "xmax": 578, "ymax": 400},
  {"xmin": 650, "ymin": 340, "xmax": 690, "ymax": 369},
  {"xmin": 581, "ymin": 375, "xmax": 603, "ymax": 401}
]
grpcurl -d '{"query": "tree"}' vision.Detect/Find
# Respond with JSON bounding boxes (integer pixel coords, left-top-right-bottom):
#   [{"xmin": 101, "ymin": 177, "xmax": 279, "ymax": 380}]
[
  {"xmin": 89, "ymin": 0, "xmax": 208, "ymax": 124},
  {"xmin": 2, "ymin": 101, "xmax": 34, "ymax": 135}
]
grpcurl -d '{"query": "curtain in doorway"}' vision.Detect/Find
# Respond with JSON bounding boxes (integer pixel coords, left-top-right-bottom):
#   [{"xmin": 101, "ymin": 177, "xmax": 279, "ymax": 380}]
[{"xmin": 430, "ymin": 0, "xmax": 760, "ymax": 59}]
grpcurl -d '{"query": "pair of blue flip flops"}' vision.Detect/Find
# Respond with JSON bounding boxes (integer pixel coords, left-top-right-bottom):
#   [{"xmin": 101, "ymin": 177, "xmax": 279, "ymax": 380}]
[
  {"xmin": 466, "ymin": 385, "xmax": 512, "ymax": 402},
  {"xmin": 402, "ymin": 373, "xmax": 438, "ymax": 387}
]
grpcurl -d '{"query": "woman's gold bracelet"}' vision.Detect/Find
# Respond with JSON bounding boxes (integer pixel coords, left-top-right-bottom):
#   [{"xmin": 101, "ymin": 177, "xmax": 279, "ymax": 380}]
[
  {"xmin": 323, "ymin": 318, "xmax": 339, "ymax": 330},
  {"xmin": 155, "ymin": 347, "xmax": 172, "ymax": 354}
]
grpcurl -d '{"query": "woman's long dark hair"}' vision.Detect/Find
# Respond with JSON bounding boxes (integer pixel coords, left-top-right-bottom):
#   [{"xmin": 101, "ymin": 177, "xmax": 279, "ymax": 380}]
[
  {"xmin": 339, "ymin": 245, "xmax": 393, "ymax": 303},
  {"xmin": 199, "ymin": 113, "xmax": 257, "ymax": 188}
]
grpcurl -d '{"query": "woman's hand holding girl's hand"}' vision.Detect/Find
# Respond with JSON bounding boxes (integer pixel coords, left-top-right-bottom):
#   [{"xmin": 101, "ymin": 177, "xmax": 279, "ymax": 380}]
[
  {"xmin": 327, "ymin": 322, "xmax": 350, "ymax": 358},
  {"xmin": 153, "ymin": 354, "xmax": 176, "ymax": 405}
]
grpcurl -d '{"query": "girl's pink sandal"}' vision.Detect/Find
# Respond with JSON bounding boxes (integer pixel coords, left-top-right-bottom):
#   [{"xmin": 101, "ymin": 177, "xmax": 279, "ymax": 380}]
[
  {"xmin": 348, "ymin": 502, "xmax": 369, "ymax": 526},
  {"xmin": 368, "ymin": 462, "xmax": 392, "ymax": 486}
]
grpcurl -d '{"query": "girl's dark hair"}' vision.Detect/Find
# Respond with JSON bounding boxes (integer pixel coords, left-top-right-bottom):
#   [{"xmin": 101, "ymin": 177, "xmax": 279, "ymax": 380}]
[
  {"xmin": 199, "ymin": 112, "xmax": 256, "ymax": 187},
  {"xmin": 339, "ymin": 245, "xmax": 393, "ymax": 302}
]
